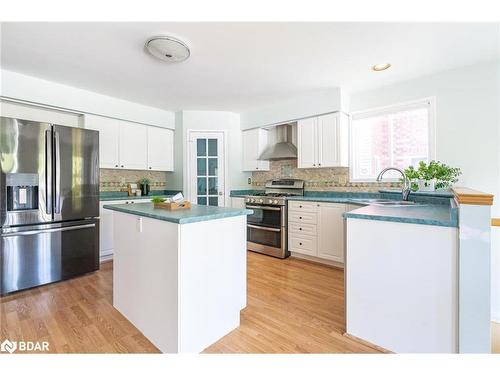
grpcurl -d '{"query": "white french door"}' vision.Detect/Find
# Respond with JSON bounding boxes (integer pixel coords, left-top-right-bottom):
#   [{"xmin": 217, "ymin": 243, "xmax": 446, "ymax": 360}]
[{"xmin": 188, "ymin": 131, "xmax": 225, "ymax": 207}]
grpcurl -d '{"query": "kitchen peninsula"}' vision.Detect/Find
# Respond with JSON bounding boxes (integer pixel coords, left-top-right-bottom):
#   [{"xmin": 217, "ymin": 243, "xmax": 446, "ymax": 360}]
[{"xmin": 103, "ymin": 202, "xmax": 253, "ymax": 353}]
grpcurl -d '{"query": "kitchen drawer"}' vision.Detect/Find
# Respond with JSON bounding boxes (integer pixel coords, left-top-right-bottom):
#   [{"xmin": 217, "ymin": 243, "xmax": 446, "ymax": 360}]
[
  {"xmin": 289, "ymin": 222, "xmax": 317, "ymax": 236},
  {"xmin": 288, "ymin": 200, "xmax": 318, "ymax": 213},
  {"xmin": 288, "ymin": 211, "xmax": 317, "ymax": 225},
  {"xmin": 289, "ymin": 234, "xmax": 317, "ymax": 256}
]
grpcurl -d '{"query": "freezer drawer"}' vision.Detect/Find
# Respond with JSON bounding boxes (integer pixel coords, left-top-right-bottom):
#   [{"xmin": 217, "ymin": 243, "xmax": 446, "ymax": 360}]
[{"xmin": 0, "ymin": 219, "xmax": 99, "ymax": 295}]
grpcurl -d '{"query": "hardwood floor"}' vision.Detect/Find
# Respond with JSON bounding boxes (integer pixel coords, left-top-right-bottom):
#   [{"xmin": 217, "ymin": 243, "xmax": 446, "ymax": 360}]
[
  {"xmin": 0, "ymin": 262, "xmax": 159, "ymax": 353},
  {"xmin": 0, "ymin": 252, "xmax": 380, "ymax": 353},
  {"xmin": 204, "ymin": 252, "xmax": 379, "ymax": 353}
]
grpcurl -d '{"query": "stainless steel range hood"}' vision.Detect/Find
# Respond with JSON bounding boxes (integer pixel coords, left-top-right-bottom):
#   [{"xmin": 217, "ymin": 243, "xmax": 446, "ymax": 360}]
[{"xmin": 258, "ymin": 124, "xmax": 297, "ymax": 160}]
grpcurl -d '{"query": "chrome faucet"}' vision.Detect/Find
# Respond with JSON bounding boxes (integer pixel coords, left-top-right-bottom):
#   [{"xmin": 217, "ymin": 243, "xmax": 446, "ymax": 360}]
[{"xmin": 376, "ymin": 167, "xmax": 412, "ymax": 201}]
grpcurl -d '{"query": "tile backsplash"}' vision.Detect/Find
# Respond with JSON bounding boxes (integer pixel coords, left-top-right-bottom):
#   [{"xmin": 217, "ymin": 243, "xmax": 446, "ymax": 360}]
[
  {"xmin": 100, "ymin": 169, "xmax": 167, "ymax": 192},
  {"xmin": 251, "ymin": 160, "xmax": 401, "ymax": 192}
]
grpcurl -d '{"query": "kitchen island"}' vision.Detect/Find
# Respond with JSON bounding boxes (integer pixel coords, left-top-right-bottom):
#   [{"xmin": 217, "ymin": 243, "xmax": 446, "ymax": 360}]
[{"xmin": 103, "ymin": 202, "xmax": 252, "ymax": 353}]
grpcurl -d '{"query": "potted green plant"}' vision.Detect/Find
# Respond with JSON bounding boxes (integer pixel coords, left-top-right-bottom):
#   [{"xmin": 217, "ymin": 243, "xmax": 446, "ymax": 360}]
[
  {"xmin": 139, "ymin": 177, "xmax": 151, "ymax": 196},
  {"xmin": 402, "ymin": 165, "xmax": 420, "ymax": 191},
  {"xmin": 404, "ymin": 161, "xmax": 461, "ymax": 191}
]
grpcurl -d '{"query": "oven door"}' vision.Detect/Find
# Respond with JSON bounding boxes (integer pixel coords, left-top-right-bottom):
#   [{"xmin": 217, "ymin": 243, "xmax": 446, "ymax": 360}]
[
  {"xmin": 247, "ymin": 224, "xmax": 282, "ymax": 249},
  {"xmin": 246, "ymin": 204, "xmax": 282, "ymax": 227},
  {"xmin": 246, "ymin": 204, "xmax": 287, "ymax": 258}
]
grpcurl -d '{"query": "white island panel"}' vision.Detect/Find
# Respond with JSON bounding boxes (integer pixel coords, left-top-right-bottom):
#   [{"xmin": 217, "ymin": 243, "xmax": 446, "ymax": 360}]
[{"xmin": 179, "ymin": 215, "xmax": 247, "ymax": 353}]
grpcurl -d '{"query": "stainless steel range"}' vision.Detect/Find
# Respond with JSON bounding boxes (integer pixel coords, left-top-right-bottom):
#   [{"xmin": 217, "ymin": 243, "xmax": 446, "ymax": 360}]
[{"xmin": 245, "ymin": 179, "xmax": 304, "ymax": 258}]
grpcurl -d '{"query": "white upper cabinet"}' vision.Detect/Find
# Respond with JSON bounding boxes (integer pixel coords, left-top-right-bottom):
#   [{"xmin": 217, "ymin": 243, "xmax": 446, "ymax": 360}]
[
  {"xmin": 318, "ymin": 113, "xmax": 340, "ymax": 167},
  {"xmin": 84, "ymin": 115, "xmax": 120, "ymax": 168},
  {"xmin": 242, "ymin": 128, "xmax": 270, "ymax": 171},
  {"xmin": 84, "ymin": 114, "xmax": 174, "ymax": 171},
  {"xmin": 119, "ymin": 121, "xmax": 148, "ymax": 170},
  {"xmin": 297, "ymin": 112, "xmax": 348, "ymax": 168},
  {"xmin": 147, "ymin": 126, "xmax": 174, "ymax": 171},
  {"xmin": 297, "ymin": 117, "xmax": 317, "ymax": 168}
]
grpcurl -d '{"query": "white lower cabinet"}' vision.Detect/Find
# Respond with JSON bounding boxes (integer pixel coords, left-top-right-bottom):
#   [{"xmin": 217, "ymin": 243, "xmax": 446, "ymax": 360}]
[
  {"xmin": 288, "ymin": 200, "xmax": 347, "ymax": 264},
  {"xmin": 316, "ymin": 203, "xmax": 345, "ymax": 262},
  {"xmin": 99, "ymin": 199, "xmax": 146, "ymax": 261},
  {"xmin": 230, "ymin": 197, "xmax": 246, "ymax": 209}
]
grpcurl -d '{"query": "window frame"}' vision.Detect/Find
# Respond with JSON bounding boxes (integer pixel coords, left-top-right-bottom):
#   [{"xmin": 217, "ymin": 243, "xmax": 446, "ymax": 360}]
[{"xmin": 349, "ymin": 97, "xmax": 436, "ymax": 183}]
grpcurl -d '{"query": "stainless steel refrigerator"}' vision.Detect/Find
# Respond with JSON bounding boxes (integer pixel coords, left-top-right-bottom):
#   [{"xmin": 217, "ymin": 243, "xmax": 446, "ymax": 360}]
[{"xmin": 1, "ymin": 117, "xmax": 100, "ymax": 295}]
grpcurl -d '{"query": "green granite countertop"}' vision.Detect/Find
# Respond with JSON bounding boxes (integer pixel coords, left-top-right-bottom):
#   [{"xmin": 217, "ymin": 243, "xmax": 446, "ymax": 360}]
[
  {"xmin": 103, "ymin": 202, "xmax": 253, "ymax": 224},
  {"xmin": 343, "ymin": 203, "xmax": 457, "ymax": 227},
  {"xmin": 229, "ymin": 189, "xmax": 264, "ymax": 197},
  {"xmin": 229, "ymin": 189, "xmax": 458, "ymax": 227},
  {"xmin": 100, "ymin": 190, "xmax": 181, "ymax": 201},
  {"xmin": 287, "ymin": 193, "xmax": 457, "ymax": 227}
]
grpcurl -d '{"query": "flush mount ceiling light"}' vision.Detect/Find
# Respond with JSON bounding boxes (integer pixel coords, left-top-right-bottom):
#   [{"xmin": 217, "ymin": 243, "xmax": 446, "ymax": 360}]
[
  {"xmin": 145, "ymin": 35, "xmax": 190, "ymax": 63},
  {"xmin": 372, "ymin": 63, "xmax": 391, "ymax": 71}
]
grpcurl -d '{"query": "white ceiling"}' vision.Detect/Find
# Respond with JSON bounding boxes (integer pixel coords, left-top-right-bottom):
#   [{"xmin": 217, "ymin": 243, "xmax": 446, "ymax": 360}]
[{"xmin": 1, "ymin": 22, "xmax": 498, "ymax": 112}]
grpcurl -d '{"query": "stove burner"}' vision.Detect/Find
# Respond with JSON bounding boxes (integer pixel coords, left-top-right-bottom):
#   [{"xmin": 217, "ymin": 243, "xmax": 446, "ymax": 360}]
[{"xmin": 252, "ymin": 192, "xmax": 299, "ymax": 197}]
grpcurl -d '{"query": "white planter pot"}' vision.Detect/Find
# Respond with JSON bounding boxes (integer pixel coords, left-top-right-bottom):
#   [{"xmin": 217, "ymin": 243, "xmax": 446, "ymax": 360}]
[{"xmin": 418, "ymin": 179, "xmax": 436, "ymax": 191}]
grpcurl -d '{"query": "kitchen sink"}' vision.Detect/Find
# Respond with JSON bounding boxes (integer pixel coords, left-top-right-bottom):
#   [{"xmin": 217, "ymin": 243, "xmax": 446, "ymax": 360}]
[
  {"xmin": 372, "ymin": 201, "xmax": 423, "ymax": 207},
  {"xmin": 350, "ymin": 198, "xmax": 426, "ymax": 207}
]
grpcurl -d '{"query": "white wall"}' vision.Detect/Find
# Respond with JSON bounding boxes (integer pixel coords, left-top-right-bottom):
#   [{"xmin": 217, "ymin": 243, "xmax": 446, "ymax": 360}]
[
  {"xmin": 171, "ymin": 110, "xmax": 251, "ymax": 204},
  {"xmin": 240, "ymin": 88, "xmax": 343, "ymax": 129},
  {"xmin": 168, "ymin": 111, "xmax": 185, "ymax": 190},
  {"xmin": 0, "ymin": 69, "xmax": 175, "ymax": 128},
  {"xmin": 1, "ymin": 99, "xmax": 83, "ymax": 127},
  {"xmin": 349, "ymin": 61, "xmax": 500, "ymax": 322}
]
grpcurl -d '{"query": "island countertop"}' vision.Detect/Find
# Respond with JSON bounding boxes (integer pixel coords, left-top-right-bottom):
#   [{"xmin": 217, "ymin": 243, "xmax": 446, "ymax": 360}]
[{"xmin": 103, "ymin": 202, "xmax": 253, "ymax": 224}]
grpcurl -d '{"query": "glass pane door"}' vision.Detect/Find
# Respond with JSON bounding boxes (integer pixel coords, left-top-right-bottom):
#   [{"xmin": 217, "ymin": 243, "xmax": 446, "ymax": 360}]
[{"xmin": 196, "ymin": 138, "xmax": 220, "ymax": 206}]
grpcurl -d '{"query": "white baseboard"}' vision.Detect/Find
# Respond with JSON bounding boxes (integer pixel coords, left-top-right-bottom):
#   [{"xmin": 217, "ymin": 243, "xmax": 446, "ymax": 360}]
[
  {"xmin": 291, "ymin": 252, "xmax": 344, "ymax": 269},
  {"xmin": 100, "ymin": 250, "xmax": 113, "ymax": 264}
]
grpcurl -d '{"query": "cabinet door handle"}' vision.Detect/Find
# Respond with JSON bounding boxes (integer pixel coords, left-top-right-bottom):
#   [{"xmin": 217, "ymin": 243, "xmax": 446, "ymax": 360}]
[
  {"xmin": 299, "ymin": 242, "xmax": 303, "ymax": 246},
  {"xmin": 299, "ymin": 228, "xmax": 302, "ymax": 230},
  {"xmin": 121, "ymin": 165, "xmax": 124, "ymax": 168},
  {"xmin": 115, "ymin": 164, "xmax": 118, "ymax": 167},
  {"xmin": 299, "ymin": 216, "xmax": 302, "ymax": 219},
  {"xmin": 149, "ymin": 167, "xmax": 152, "ymax": 169}
]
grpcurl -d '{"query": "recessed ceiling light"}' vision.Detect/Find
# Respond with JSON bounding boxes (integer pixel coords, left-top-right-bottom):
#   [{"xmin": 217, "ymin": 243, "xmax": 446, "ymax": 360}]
[
  {"xmin": 145, "ymin": 35, "xmax": 190, "ymax": 63},
  {"xmin": 372, "ymin": 63, "xmax": 391, "ymax": 71}
]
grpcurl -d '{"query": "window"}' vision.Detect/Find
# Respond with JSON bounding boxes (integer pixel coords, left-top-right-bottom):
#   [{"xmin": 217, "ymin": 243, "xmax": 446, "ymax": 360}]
[{"xmin": 350, "ymin": 99, "xmax": 434, "ymax": 181}]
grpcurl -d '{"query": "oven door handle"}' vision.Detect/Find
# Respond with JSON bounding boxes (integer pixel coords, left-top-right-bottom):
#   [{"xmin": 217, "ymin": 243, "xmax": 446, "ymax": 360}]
[
  {"xmin": 247, "ymin": 224, "xmax": 281, "ymax": 232},
  {"xmin": 246, "ymin": 205, "xmax": 282, "ymax": 211}
]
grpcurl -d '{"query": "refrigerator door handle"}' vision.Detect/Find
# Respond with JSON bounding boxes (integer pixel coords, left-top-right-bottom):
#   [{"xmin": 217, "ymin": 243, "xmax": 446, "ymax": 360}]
[
  {"xmin": 54, "ymin": 130, "xmax": 61, "ymax": 214},
  {"xmin": 1, "ymin": 223, "xmax": 96, "ymax": 237},
  {"xmin": 45, "ymin": 129, "xmax": 53, "ymax": 215}
]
